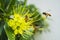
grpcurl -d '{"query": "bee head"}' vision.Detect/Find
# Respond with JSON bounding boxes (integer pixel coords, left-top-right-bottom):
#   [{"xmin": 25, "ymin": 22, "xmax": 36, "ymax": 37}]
[{"xmin": 43, "ymin": 12, "xmax": 46, "ymax": 15}]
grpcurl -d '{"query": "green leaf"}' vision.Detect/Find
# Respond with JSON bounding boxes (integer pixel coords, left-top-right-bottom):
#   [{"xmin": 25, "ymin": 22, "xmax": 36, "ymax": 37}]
[
  {"xmin": 0, "ymin": 21, "xmax": 4, "ymax": 35},
  {"xmin": 4, "ymin": 23, "xmax": 15, "ymax": 40},
  {"xmin": 0, "ymin": 28, "xmax": 8, "ymax": 40},
  {"xmin": 5, "ymin": 0, "xmax": 17, "ymax": 13},
  {"xmin": 27, "ymin": 4, "xmax": 37, "ymax": 13},
  {"xmin": 0, "ymin": 0, "xmax": 17, "ymax": 13},
  {"xmin": 0, "ymin": 0, "xmax": 10, "ymax": 11}
]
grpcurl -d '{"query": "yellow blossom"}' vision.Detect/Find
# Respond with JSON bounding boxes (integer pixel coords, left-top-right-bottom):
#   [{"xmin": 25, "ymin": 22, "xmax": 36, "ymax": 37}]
[{"xmin": 7, "ymin": 13, "xmax": 34, "ymax": 35}]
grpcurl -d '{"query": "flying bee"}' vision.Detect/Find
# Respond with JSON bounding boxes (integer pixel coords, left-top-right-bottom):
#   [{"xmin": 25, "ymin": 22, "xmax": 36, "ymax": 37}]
[
  {"xmin": 43, "ymin": 12, "xmax": 51, "ymax": 17},
  {"xmin": 25, "ymin": 15, "xmax": 28, "ymax": 22}
]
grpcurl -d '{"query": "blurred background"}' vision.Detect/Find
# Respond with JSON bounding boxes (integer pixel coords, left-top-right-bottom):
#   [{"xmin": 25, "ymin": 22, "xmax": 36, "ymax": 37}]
[{"xmin": 27, "ymin": 0, "xmax": 60, "ymax": 40}]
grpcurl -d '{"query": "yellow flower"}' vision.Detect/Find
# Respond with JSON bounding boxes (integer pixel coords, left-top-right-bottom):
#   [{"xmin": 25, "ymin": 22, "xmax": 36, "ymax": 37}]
[
  {"xmin": 14, "ymin": 29, "xmax": 23, "ymax": 35},
  {"xmin": 19, "ymin": 29, "xmax": 23, "ymax": 34},
  {"xmin": 14, "ymin": 29, "xmax": 18, "ymax": 35},
  {"xmin": 8, "ymin": 19, "xmax": 15, "ymax": 27},
  {"xmin": 12, "ymin": 26, "xmax": 17, "ymax": 30},
  {"xmin": 7, "ymin": 13, "xmax": 34, "ymax": 35}
]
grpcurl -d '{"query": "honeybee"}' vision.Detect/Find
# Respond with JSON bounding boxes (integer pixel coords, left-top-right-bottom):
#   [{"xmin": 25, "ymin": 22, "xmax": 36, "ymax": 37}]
[
  {"xmin": 25, "ymin": 15, "xmax": 28, "ymax": 22},
  {"xmin": 43, "ymin": 12, "xmax": 51, "ymax": 17}
]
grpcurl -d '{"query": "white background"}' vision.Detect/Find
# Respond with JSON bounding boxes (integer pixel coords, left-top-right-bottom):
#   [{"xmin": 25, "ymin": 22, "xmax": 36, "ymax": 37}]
[{"xmin": 27, "ymin": 0, "xmax": 60, "ymax": 40}]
